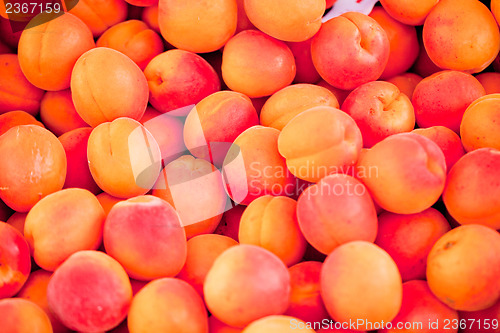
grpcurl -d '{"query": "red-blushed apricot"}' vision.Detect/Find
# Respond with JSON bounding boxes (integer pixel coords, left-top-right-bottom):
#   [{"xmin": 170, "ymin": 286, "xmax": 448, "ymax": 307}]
[
  {"xmin": 158, "ymin": 0, "xmax": 237, "ymax": 53},
  {"xmin": 0, "ymin": 54, "xmax": 44, "ymax": 116},
  {"xmin": 145, "ymin": 49, "xmax": 220, "ymax": 115},
  {"xmin": 239, "ymin": 195, "xmax": 306, "ymax": 266},
  {"xmin": 222, "ymin": 30, "xmax": 296, "ymax": 98},
  {"xmin": 97, "ymin": 20, "xmax": 164, "ymax": 70},
  {"xmin": 260, "ymin": 84, "xmax": 339, "ymax": 131},
  {"xmin": 427, "ymin": 224, "xmax": 500, "ymax": 311},
  {"xmin": 6, "ymin": 212, "xmax": 25, "ymax": 235},
  {"xmin": 17, "ymin": 270, "xmax": 69, "ymax": 333},
  {"xmin": 286, "ymin": 39, "xmax": 321, "ymax": 84},
  {"xmin": 412, "ymin": 126, "xmax": 465, "ymax": 171},
  {"xmin": 39, "ymin": 90, "xmax": 88, "ymax": 136},
  {"xmin": 285, "ymin": 261, "xmax": 329, "ymax": 323},
  {"xmin": 24, "ymin": 188, "xmax": 105, "ymax": 271},
  {"xmin": 184, "ymin": 91, "xmax": 259, "ymax": 166},
  {"xmin": 242, "ymin": 315, "xmax": 316, "ymax": 332},
  {"xmin": 96, "ymin": 192, "xmax": 122, "ymax": 217},
  {"xmin": 321, "ymin": 241, "xmax": 403, "ymax": 331},
  {"xmin": 316, "ymin": 80, "xmax": 351, "ymax": 105},
  {"xmin": 278, "ymin": 106, "xmax": 362, "ymax": 182},
  {"xmin": 214, "ymin": 205, "xmax": 245, "ymax": 241},
  {"xmin": 153, "ymin": 155, "xmax": 228, "ymax": 238},
  {"xmin": 58, "ymin": 127, "xmax": 100, "ymax": 194},
  {"xmin": 177, "ymin": 234, "xmax": 238, "ymax": 297},
  {"xmin": 311, "ymin": 12, "xmax": 389, "ymax": 90},
  {"xmin": 87, "ymin": 117, "xmax": 161, "ymax": 198},
  {"xmin": 380, "ymin": 280, "xmax": 459, "ymax": 333},
  {"xmin": 461, "ymin": 94, "xmax": 500, "ymax": 152},
  {"xmin": 476, "ymin": 72, "xmax": 500, "ymax": 94},
  {"xmin": 17, "ymin": 13, "xmax": 95, "ymax": 91},
  {"xmin": 128, "ymin": 277, "xmax": 208, "ymax": 333},
  {"xmin": 47, "ymin": 250, "xmax": 132, "ymax": 332},
  {"xmin": 357, "ymin": 133, "xmax": 446, "ymax": 214},
  {"xmin": 141, "ymin": 4, "xmax": 160, "ymax": 32},
  {"xmin": 68, "ymin": 0, "xmax": 128, "ymax": 37},
  {"xmin": 0, "ymin": 125, "xmax": 66, "ymax": 212},
  {"xmin": 104, "ymin": 195, "xmax": 187, "ymax": 280},
  {"xmin": 375, "ymin": 208, "xmax": 451, "ymax": 282},
  {"xmin": 244, "ymin": 0, "xmax": 324, "ymax": 42},
  {"xmin": 204, "ymin": 244, "xmax": 291, "ymax": 328},
  {"xmin": 71, "ymin": 48, "xmax": 149, "ymax": 127},
  {"xmin": 0, "ymin": 223, "xmax": 31, "ymax": 298},
  {"xmin": 369, "ymin": 7, "xmax": 419, "ymax": 79},
  {"xmin": 222, "ymin": 126, "xmax": 296, "ymax": 205},
  {"xmin": 459, "ymin": 300, "xmax": 500, "ymax": 333},
  {"xmin": 386, "ymin": 73, "xmax": 422, "ymax": 99},
  {"xmin": 210, "ymin": 316, "xmax": 243, "ymax": 333},
  {"xmin": 296, "ymin": 174, "xmax": 377, "ymax": 255},
  {"xmin": 0, "ymin": 298, "xmax": 52, "ymax": 333},
  {"xmin": 0, "ymin": 110, "xmax": 43, "ymax": 136},
  {"xmin": 442, "ymin": 148, "xmax": 500, "ymax": 229},
  {"xmin": 412, "ymin": 70, "xmax": 485, "ymax": 133},
  {"xmin": 379, "ymin": 0, "xmax": 438, "ymax": 25},
  {"xmin": 423, "ymin": 0, "xmax": 500, "ymax": 73},
  {"xmin": 341, "ymin": 81, "xmax": 415, "ymax": 148}
]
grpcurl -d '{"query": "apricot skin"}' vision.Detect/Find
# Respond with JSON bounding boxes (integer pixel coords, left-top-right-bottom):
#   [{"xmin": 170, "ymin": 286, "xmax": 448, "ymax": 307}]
[{"xmin": 0, "ymin": 298, "xmax": 53, "ymax": 333}]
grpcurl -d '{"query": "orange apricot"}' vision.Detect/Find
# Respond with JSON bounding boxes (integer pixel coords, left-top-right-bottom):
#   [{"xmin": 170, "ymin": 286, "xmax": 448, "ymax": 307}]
[
  {"xmin": 379, "ymin": 0, "xmax": 438, "ymax": 25},
  {"xmin": 6, "ymin": 212, "xmax": 25, "ymax": 235},
  {"xmin": 0, "ymin": 110, "xmax": 43, "ymax": 136},
  {"xmin": 242, "ymin": 315, "xmax": 316, "ymax": 333},
  {"xmin": 96, "ymin": 192, "xmax": 122, "ymax": 217},
  {"xmin": 68, "ymin": 0, "xmax": 128, "ymax": 37},
  {"xmin": 476, "ymin": 72, "xmax": 500, "ymax": 94},
  {"xmin": 141, "ymin": 4, "xmax": 160, "ymax": 32},
  {"xmin": 386, "ymin": 73, "xmax": 422, "ymax": 99},
  {"xmin": 39, "ymin": 90, "xmax": 88, "ymax": 136},
  {"xmin": 0, "ymin": 298, "xmax": 52, "ymax": 333}
]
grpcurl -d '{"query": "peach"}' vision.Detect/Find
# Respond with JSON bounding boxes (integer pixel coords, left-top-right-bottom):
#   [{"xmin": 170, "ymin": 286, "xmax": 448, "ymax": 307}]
[
  {"xmin": 96, "ymin": 192, "xmax": 123, "ymax": 217},
  {"xmin": 427, "ymin": 224, "xmax": 500, "ymax": 311},
  {"xmin": 357, "ymin": 133, "xmax": 446, "ymax": 214},
  {"xmin": 103, "ymin": 195, "xmax": 187, "ymax": 280},
  {"xmin": 239, "ymin": 195, "xmax": 306, "ymax": 266},
  {"xmin": 423, "ymin": 0, "xmax": 500, "ymax": 73},
  {"xmin": 87, "ymin": 117, "xmax": 161, "ymax": 198},
  {"xmin": 209, "ymin": 316, "xmax": 243, "ymax": 333},
  {"xmin": 242, "ymin": 315, "xmax": 316, "ymax": 333},
  {"xmin": 0, "ymin": 125, "xmax": 66, "ymax": 212},
  {"xmin": 286, "ymin": 39, "xmax": 321, "ymax": 84},
  {"xmin": 6, "ymin": 212, "xmax": 27, "ymax": 236},
  {"xmin": 39, "ymin": 90, "xmax": 88, "ymax": 136},
  {"xmin": 17, "ymin": 13, "xmax": 95, "ymax": 91},
  {"xmin": 375, "ymin": 208, "xmax": 451, "ymax": 281},
  {"xmin": 222, "ymin": 30, "xmax": 296, "ymax": 98},
  {"xmin": 71, "ymin": 47, "xmax": 149, "ymax": 127},
  {"xmin": 0, "ymin": 298, "xmax": 52, "ymax": 333},
  {"xmin": 461, "ymin": 94, "xmax": 500, "ymax": 152},
  {"xmin": 311, "ymin": 12, "xmax": 390, "ymax": 90},
  {"xmin": 412, "ymin": 70, "xmax": 485, "ymax": 133},
  {"xmin": 158, "ymin": 0, "xmax": 237, "ymax": 53},
  {"xmin": 177, "ymin": 234, "xmax": 238, "ymax": 297},
  {"xmin": 476, "ymin": 72, "xmax": 500, "ymax": 94},
  {"xmin": 47, "ymin": 250, "xmax": 133, "ymax": 332},
  {"xmin": 260, "ymin": 84, "xmax": 339, "ymax": 131},
  {"xmin": 277, "ymin": 106, "xmax": 363, "ymax": 182},
  {"xmin": 0, "ymin": 222, "xmax": 31, "ymax": 298},
  {"xmin": 0, "ymin": 110, "xmax": 44, "ymax": 136},
  {"xmin": 24, "ymin": 188, "xmax": 105, "ymax": 271},
  {"xmin": 443, "ymin": 148, "xmax": 500, "ymax": 229},
  {"xmin": 128, "ymin": 278, "xmax": 208, "ymax": 333},
  {"xmin": 296, "ymin": 174, "xmax": 377, "ymax": 255},
  {"xmin": 379, "ymin": 0, "xmax": 438, "ymax": 25},
  {"xmin": 321, "ymin": 241, "xmax": 403, "ymax": 331},
  {"xmin": 141, "ymin": 4, "xmax": 160, "ymax": 32},
  {"xmin": 214, "ymin": 205, "xmax": 245, "ymax": 241},
  {"xmin": 204, "ymin": 244, "xmax": 290, "ymax": 328},
  {"xmin": 145, "ymin": 49, "xmax": 221, "ymax": 115},
  {"xmin": 68, "ymin": 0, "xmax": 128, "ymax": 37},
  {"xmin": 459, "ymin": 300, "xmax": 500, "ymax": 333},
  {"xmin": 341, "ymin": 81, "xmax": 415, "ymax": 148},
  {"xmin": 386, "ymin": 73, "xmax": 422, "ymax": 99},
  {"xmin": 0, "ymin": 54, "xmax": 44, "ymax": 116}
]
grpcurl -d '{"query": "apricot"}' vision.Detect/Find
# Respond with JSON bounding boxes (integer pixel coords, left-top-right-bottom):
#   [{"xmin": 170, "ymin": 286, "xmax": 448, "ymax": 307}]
[
  {"xmin": 158, "ymin": 0, "xmax": 237, "ymax": 53},
  {"xmin": 0, "ymin": 223, "xmax": 31, "ymax": 298},
  {"xmin": 316, "ymin": 79, "xmax": 351, "ymax": 105},
  {"xmin": 222, "ymin": 126, "xmax": 295, "ymax": 205},
  {"xmin": 204, "ymin": 244, "xmax": 290, "ymax": 328},
  {"xmin": 235, "ymin": 0, "xmax": 254, "ymax": 33},
  {"xmin": 341, "ymin": 81, "xmax": 415, "ymax": 148},
  {"xmin": 321, "ymin": 241, "xmax": 403, "ymax": 331},
  {"xmin": 68, "ymin": 0, "xmax": 128, "ymax": 37},
  {"xmin": 357, "ymin": 133, "xmax": 446, "ymax": 214},
  {"xmin": 277, "ymin": 106, "xmax": 363, "ymax": 182},
  {"xmin": 96, "ymin": 192, "xmax": 122, "ymax": 217},
  {"xmin": 71, "ymin": 47, "xmax": 149, "ymax": 127},
  {"xmin": 0, "ymin": 125, "xmax": 66, "ymax": 212},
  {"xmin": 6, "ymin": 212, "xmax": 26, "ymax": 235},
  {"xmin": 412, "ymin": 70, "xmax": 485, "ymax": 133},
  {"xmin": 260, "ymin": 84, "xmax": 339, "ymax": 131},
  {"xmin": 296, "ymin": 174, "xmax": 377, "ymax": 255},
  {"xmin": 0, "ymin": 54, "xmax": 44, "ymax": 116},
  {"xmin": 412, "ymin": 38, "xmax": 442, "ymax": 78},
  {"xmin": 17, "ymin": 13, "xmax": 95, "ymax": 91},
  {"xmin": 386, "ymin": 73, "xmax": 422, "ymax": 99},
  {"xmin": 103, "ymin": 195, "xmax": 187, "ymax": 280},
  {"xmin": 442, "ymin": 148, "xmax": 500, "ymax": 229},
  {"xmin": 177, "ymin": 234, "xmax": 238, "ymax": 297},
  {"xmin": 214, "ymin": 205, "xmax": 245, "ymax": 241},
  {"xmin": 209, "ymin": 316, "xmax": 243, "ymax": 333},
  {"xmin": 379, "ymin": 0, "xmax": 438, "ymax": 25},
  {"xmin": 427, "ymin": 224, "xmax": 500, "ymax": 311},
  {"xmin": 375, "ymin": 208, "xmax": 451, "ymax": 281},
  {"xmin": 39, "ymin": 90, "xmax": 88, "ymax": 136},
  {"xmin": 145, "ymin": 49, "xmax": 221, "ymax": 114},
  {"xmin": 242, "ymin": 315, "xmax": 316, "ymax": 333},
  {"xmin": 222, "ymin": 30, "xmax": 296, "ymax": 98},
  {"xmin": 423, "ymin": 0, "xmax": 500, "ymax": 73},
  {"xmin": 459, "ymin": 300, "xmax": 500, "ymax": 333},
  {"xmin": 286, "ymin": 39, "xmax": 321, "ymax": 84},
  {"xmin": 141, "ymin": 4, "xmax": 160, "ymax": 33},
  {"xmin": 311, "ymin": 12, "xmax": 390, "ymax": 90},
  {"xmin": 87, "ymin": 117, "xmax": 161, "ymax": 198},
  {"xmin": 153, "ymin": 155, "xmax": 228, "ymax": 238},
  {"xmin": 461, "ymin": 94, "xmax": 500, "ymax": 152},
  {"xmin": 0, "ymin": 298, "xmax": 52, "ymax": 333},
  {"xmin": 47, "ymin": 250, "xmax": 133, "ymax": 332},
  {"xmin": 0, "ymin": 110, "xmax": 43, "ymax": 136}
]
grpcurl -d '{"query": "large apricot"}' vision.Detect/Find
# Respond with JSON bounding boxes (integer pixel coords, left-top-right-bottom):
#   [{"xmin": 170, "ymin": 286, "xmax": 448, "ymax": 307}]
[{"xmin": 0, "ymin": 110, "xmax": 43, "ymax": 136}]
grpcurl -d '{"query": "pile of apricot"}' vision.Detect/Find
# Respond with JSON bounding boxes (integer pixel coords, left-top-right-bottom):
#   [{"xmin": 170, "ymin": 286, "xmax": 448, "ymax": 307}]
[{"xmin": 1, "ymin": 0, "xmax": 500, "ymax": 332}]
